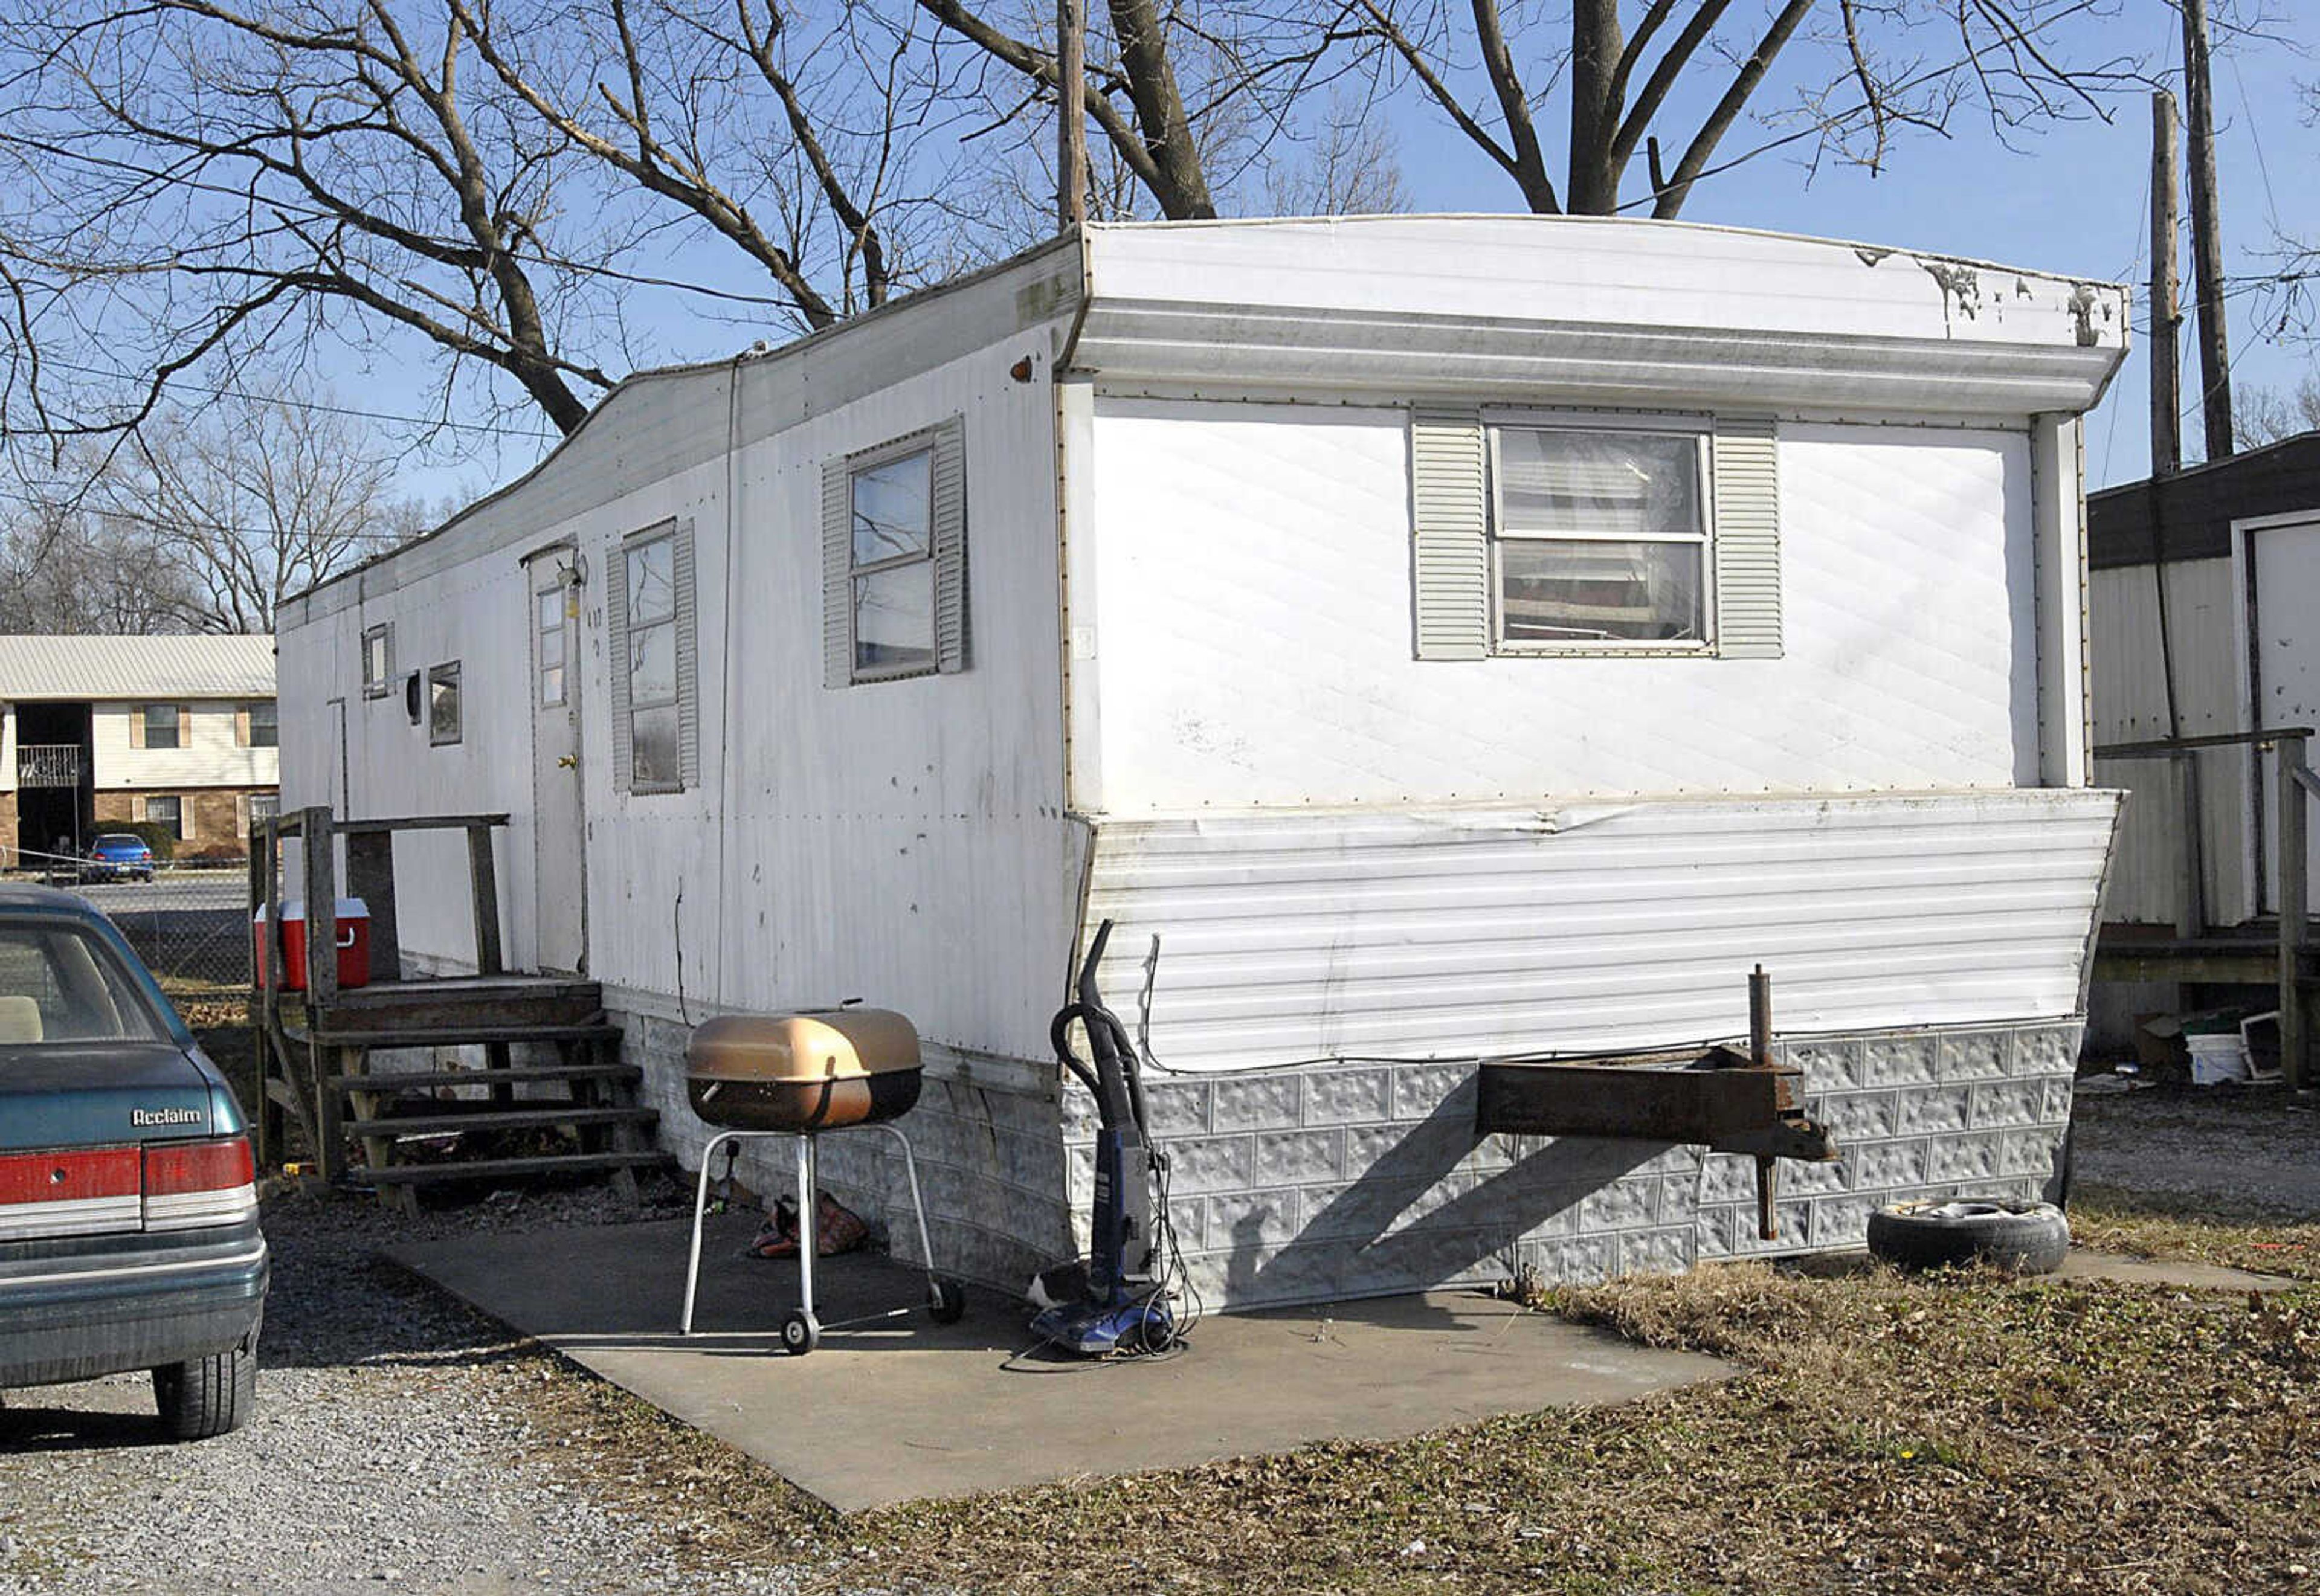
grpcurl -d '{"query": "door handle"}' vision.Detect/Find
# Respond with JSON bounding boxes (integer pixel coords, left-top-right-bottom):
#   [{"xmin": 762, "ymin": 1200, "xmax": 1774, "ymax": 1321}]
[{"xmin": 558, "ymin": 754, "xmax": 578, "ymax": 770}]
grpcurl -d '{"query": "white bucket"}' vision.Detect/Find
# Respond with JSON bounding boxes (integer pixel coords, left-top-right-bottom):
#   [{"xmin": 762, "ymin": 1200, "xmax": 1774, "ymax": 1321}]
[{"xmin": 2187, "ymin": 1032, "xmax": 2251, "ymax": 1086}]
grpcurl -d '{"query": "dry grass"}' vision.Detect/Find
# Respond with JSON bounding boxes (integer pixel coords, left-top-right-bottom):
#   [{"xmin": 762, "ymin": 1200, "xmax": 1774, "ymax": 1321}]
[
  {"xmin": 370, "ymin": 1167, "xmax": 2320, "ymax": 1595},
  {"xmin": 2067, "ymin": 1185, "xmax": 2320, "ymax": 1282},
  {"xmin": 799, "ymin": 1256, "xmax": 2316, "ymax": 1595}
]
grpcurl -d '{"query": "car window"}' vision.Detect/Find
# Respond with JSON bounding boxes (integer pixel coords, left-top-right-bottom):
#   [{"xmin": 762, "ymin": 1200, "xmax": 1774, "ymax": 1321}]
[{"xmin": 0, "ymin": 922, "xmax": 169, "ymax": 1044}]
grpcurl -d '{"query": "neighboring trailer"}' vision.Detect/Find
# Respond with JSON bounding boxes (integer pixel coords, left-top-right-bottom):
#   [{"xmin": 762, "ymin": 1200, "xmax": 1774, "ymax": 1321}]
[
  {"xmin": 277, "ymin": 217, "xmax": 2128, "ymax": 1307},
  {"xmin": 2086, "ymin": 433, "xmax": 2320, "ymax": 932}
]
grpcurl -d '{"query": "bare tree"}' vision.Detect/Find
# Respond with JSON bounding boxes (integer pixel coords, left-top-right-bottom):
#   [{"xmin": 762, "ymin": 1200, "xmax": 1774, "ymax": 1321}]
[
  {"xmin": 0, "ymin": 1, "xmax": 632, "ymax": 449},
  {"xmin": 103, "ymin": 392, "xmax": 414, "ymax": 633},
  {"xmin": 1352, "ymin": 0, "xmax": 2155, "ymax": 220},
  {"xmin": 0, "ymin": 494, "xmax": 198, "ymax": 634},
  {"xmin": 0, "ymin": 0, "xmax": 972, "ymax": 469},
  {"xmin": 446, "ymin": 0, "xmax": 975, "ymax": 328},
  {"xmin": 2235, "ymin": 374, "xmax": 2320, "ymax": 450}
]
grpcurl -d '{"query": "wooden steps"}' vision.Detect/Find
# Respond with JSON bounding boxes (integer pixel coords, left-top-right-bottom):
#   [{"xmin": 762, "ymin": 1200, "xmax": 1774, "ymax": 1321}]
[
  {"xmin": 361, "ymin": 1151, "xmax": 672, "ymax": 1188},
  {"xmin": 302, "ymin": 1023, "xmax": 625, "ymax": 1049},
  {"xmin": 274, "ymin": 976, "xmax": 665, "ymax": 1208},
  {"xmin": 345, "ymin": 1105, "xmax": 659, "ymax": 1138},
  {"xmin": 328, "ymin": 1061, "xmax": 641, "ymax": 1092}
]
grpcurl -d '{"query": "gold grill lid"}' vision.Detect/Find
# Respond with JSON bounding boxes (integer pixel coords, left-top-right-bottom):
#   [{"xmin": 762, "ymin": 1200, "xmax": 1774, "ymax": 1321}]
[{"xmin": 685, "ymin": 1009, "xmax": 920, "ymax": 1085}]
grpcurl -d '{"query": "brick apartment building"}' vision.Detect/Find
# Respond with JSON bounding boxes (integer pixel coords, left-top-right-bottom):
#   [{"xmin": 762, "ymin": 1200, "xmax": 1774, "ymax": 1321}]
[{"xmin": 0, "ymin": 634, "xmax": 279, "ymax": 867}]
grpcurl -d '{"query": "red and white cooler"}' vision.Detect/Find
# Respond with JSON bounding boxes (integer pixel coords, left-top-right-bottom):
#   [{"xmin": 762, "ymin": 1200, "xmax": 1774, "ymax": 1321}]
[{"xmin": 253, "ymin": 898, "xmax": 370, "ymax": 991}]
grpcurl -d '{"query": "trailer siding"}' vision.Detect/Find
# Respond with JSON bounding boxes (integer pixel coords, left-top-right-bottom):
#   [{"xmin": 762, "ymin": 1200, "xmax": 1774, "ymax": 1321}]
[
  {"xmin": 1080, "ymin": 791, "xmax": 2118, "ymax": 1075},
  {"xmin": 1075, "ymin": 399, "xmax": 2039, "ymax": 812}
]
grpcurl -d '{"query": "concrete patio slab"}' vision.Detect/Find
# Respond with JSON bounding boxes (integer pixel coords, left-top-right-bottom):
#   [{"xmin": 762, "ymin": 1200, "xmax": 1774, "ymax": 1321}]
[{"xmin": 387, "ymin": 1215, "xmax": 1730, "ymax": 1513}]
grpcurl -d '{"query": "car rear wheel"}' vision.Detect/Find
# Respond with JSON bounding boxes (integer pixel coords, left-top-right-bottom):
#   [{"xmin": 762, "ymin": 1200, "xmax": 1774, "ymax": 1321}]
[{"xmin": 153, "ymin": 1339, "xmax": 258, "ymax": 1440}]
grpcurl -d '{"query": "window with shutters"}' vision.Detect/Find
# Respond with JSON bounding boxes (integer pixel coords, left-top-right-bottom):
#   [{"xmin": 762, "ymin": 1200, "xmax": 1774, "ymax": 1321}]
[
  {"xmin": 823, "ymin": 420, "xmax": 968, "ymax": 687},
  {"xmin": 141, "ymin": 794, "xmax": 183, "ymax": 841},
  {"xmin": 1410, "ymin": 408, "xmax": 1781, "ymax": 661},
  {"xmin": 607, "ymin": 520, "xmax": 698, "ymax": 794},
  {"xmin": 140, "ymin": 704, "xmax": 182, "ymax": 750},
  {"xmin": 1490, "ymin": 422, "xmax": 1710, "ymax": 650},
  {"xmin": 244, "ymin": 701, "xmax": 279, "ymax": 748}
]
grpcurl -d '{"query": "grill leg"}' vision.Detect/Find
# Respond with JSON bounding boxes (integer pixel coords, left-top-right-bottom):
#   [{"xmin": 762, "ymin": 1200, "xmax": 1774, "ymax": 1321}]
[
  {"xmin": 795, "ymin": 1132, "xmax": 816, "ymax": 1323},
  {"xmin": 681, "ymin": 1129, "xmax": 740, "ymax": 1336},
  {"xmin": 873, "ymin": 1121, "xmax": 937, "ymax": 1278}
]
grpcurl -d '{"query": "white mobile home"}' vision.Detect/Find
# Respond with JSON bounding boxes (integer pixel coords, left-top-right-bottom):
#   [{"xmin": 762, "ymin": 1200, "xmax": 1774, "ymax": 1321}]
[{"xmin": 277, "ymin": 216, "xmax": 2127, "ymax": 1306}]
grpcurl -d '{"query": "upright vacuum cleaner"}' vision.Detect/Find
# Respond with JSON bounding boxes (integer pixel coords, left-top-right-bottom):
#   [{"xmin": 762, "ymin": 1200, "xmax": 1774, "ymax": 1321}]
[{"xmin": 1029, "ymin": 919, "xmax": 1179, "ymax": 1356}]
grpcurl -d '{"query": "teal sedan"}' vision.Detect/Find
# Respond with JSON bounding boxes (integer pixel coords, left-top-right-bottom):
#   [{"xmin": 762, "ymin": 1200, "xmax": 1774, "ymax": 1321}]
[{"xmin": 0, "ymin": 886, "xmax": 268, "ymax": 1439}]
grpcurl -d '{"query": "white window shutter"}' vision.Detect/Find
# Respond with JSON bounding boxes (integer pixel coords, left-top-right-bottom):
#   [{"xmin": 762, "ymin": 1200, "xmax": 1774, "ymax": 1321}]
[
  {"xmin": 932, "ymin": 418, "xmax": 970, "ymax": 674},
  {"xmin": 674, "ymin": 519, "xmax": 700, "ymax": 787},
  {"xmin": 1712, "ymin": 419, "xmax": 1782, "ymax": 659},
  {"xmin": 606, "ymin": 541, "xmax": 633, "ymax": 793},
  {"xmin": 822, "ymin": 457, "xmax": 852, "ymax": 689},
  {"xmin": 1411, "ymin": 407, "xmax": 1489, "ymax": 660}
]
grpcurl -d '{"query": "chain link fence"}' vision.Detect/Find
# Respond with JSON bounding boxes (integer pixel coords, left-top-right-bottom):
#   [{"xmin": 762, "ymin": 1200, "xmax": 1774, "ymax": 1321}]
[{"xmin": 33, "ymin": 867, "xmax": 253, "ymax": 991}]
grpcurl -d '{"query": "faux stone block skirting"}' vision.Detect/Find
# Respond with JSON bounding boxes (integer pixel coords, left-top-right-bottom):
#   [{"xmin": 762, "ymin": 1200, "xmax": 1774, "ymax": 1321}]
[
  {"xmin": 624, "ymin": 1009, "xmax": 2079, "ymax": 1310},
  {"xmin": 1060, "ymin": 1018, "xmax": 2084, "ymax": 1310}
]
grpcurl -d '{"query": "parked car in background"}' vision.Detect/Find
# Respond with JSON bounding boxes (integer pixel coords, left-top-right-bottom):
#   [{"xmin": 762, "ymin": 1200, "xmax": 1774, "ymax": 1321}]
[
  {"xmin": 0, "ymin": 885, "xmax": 268, "ymax": 1438},
  {"xmin": 80, "ymin": 834, "xmax": 156, "ymax": 884}
]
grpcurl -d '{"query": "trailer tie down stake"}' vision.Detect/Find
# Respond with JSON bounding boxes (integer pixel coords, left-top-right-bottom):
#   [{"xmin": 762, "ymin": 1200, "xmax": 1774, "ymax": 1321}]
[{"xmin": 1475, "ymin": 968, "xmax": 1838, "ymax": 1241}]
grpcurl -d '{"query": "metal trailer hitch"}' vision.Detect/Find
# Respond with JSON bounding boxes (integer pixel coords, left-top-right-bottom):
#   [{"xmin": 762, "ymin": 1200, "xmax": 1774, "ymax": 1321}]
[{"xmin": 1474, "ymin": 967, "xmax": 1839, "ymax": 1241}]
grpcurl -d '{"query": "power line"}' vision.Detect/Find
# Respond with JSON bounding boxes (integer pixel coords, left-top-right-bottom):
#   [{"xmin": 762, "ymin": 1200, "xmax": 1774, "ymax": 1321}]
[{"xmin": 23, "ymin": 355, "xmax": 561, "ymax": 442}]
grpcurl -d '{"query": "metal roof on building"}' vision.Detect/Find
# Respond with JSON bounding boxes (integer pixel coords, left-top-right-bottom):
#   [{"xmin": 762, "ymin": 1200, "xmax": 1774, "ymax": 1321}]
[
  {"xmin": 0, "ymin": 634, "xmax": 276, "ymax": 700},
  {"xmin": 2087, "ymin": 431, "xmax": 2320, "ymax": 569}
]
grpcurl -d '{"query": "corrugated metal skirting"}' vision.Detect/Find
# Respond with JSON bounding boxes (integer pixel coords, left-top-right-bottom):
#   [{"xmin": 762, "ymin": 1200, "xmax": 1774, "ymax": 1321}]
[{"xmin": 1084, "ymin": 790, "xmax": 2121, "ymax": 1073}]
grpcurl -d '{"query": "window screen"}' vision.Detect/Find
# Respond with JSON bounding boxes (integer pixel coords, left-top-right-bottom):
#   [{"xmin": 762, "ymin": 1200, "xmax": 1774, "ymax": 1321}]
[{"xmin": 1491, "ymin": 428, "xmax": 1707, "ymax": 646}]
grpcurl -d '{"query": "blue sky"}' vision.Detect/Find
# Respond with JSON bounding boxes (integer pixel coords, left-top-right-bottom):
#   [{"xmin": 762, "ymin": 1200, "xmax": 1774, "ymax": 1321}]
[{"xmin": 385, "ymin": 4, "xmax": 2315, "ymax": 507}]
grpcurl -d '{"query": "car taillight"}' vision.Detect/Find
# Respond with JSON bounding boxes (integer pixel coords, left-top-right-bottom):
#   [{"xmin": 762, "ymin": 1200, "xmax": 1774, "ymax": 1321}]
[
  {"xmin": 0, "ymin": 1147, "xmax": 143, "ymax": 1239},
  {"xmin": 143, "ymin": 1136, "xmax": 258, "ymax": 1231}
]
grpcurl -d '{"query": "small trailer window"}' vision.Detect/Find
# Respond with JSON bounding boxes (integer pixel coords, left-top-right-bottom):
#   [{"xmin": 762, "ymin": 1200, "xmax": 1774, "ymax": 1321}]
[
  {"xmin": 1490, "ymin": 425, "xmax": 1708, "ymax": 648},
  {"xmin": 361, "ymin": 624, "xmax": 393, "ymax": 697},
  {"xmin": 428, "ymin": 662, "xmax": 462, "ymax": 745}
]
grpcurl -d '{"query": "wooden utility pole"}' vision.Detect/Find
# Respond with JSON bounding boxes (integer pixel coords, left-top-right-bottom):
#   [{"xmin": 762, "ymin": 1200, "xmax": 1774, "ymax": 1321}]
[
  {"xmin": 1057, "ymin": 0, "xmax": 1086, "ymax": 232},
  {"xmin": 2150, "ymin": 91, "xmax": 2182, "ymax": 479},
  {"xmin": 2180, "ymin": 0, "xmax": 2234, "ymax": 459}
]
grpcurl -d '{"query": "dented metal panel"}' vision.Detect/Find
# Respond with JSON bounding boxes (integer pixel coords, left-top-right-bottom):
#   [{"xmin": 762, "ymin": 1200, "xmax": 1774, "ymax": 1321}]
[{"xmin": 1081, "ymin": 791, "xmax": 2121, "ymax": 1073}]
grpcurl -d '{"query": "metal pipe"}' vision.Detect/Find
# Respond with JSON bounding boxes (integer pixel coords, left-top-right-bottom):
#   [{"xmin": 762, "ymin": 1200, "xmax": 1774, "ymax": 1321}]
[{"xmin": 1748, "ymin": 965, "xmax": 1771, "ymax": 1070}]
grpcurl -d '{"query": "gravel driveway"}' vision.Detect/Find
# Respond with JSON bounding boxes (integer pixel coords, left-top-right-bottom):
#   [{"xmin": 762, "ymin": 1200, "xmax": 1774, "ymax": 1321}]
[
  {"xmin": 0, "ymin": 1180, "xmax": 841, "ymax": 1596},
  {"xmin": 2069, "ymin": 1084, "xmax": 2320, "ymax": 1217}
]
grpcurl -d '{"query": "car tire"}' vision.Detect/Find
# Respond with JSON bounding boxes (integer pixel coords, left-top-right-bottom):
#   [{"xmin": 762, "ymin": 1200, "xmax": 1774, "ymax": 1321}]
[
  {"xmin": 153, "ymin": 1337, "xmax": 259, "ymax": 1440},
  {"xmin": 1866, "ymin": 1198, "xmax": 2070, "ymax": 1275}
]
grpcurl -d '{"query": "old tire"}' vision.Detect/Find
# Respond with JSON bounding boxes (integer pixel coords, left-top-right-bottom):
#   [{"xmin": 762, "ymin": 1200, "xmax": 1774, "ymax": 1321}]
[
  {"xmin": 153, "ymin": 1340, "xmax": 258, "ymax": 1440},
  {"xmin": 780, "ymin": 1308, "xmax": 820, "ymax": 1356},
  {"xmin": 1867, "ymin": 1198, "xmax": 2070, "ymax": 1275}
]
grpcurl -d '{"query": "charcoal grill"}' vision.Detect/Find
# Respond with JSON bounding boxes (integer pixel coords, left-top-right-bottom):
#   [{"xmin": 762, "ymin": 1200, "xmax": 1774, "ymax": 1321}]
[{"xmin": 678, "ymin": 1008, "xmax": 963, "ymax": 1354}]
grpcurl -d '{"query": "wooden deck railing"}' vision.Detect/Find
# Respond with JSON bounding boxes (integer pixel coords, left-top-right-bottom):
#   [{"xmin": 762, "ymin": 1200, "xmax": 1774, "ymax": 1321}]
[{"xmin": 246, "ymin": 806, "xmax": 512, "ymax": 1166}]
